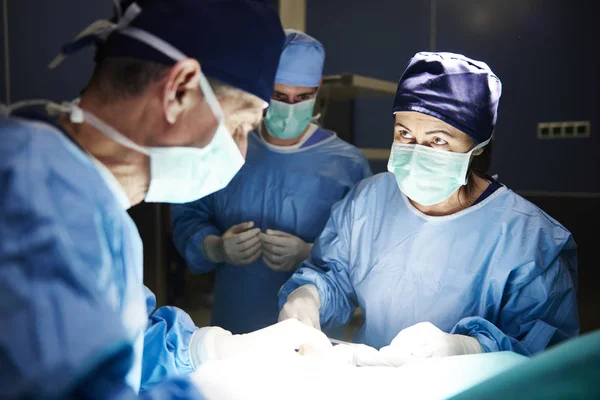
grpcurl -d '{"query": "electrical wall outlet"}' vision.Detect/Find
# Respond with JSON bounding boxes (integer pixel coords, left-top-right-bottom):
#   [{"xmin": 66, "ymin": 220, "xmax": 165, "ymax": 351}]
[{"xmin": 538, "ymin": 121, "xmax": 590, "ymax": 139}]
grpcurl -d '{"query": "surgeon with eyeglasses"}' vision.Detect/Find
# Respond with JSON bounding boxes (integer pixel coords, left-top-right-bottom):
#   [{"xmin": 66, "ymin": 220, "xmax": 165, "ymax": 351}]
[{"xmin": 279, "ymin": 52, "xmax": 579, "ymax": 364}]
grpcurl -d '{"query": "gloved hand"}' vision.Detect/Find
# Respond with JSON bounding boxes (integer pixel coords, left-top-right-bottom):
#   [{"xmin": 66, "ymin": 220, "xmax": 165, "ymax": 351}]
[
  {"xmin": 189, "ymin": 319, "xmax": 332, "ymax": 366},
  {"xmin": 202, "ymin": 222, "xmax": 261, "ymax": 265},
  {"xmin": 259, "ymin": 229, "xmax": 312, "ymax": 272},
  {"xmin": 356, "ymin": 322, "xmax": 484, "ymax": 367},
  {"xmin": 328, "ymin": 343, "xmax": 385, "ymax": 367},
  {"xmin": 278, "ymin": 285, "xmax": 321, "ymax": 330}
]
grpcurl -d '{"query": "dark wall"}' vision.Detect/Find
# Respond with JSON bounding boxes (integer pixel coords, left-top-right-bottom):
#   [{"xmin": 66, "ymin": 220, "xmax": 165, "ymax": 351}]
[
  {"xmin": 1, "ymin": 1, "xmax": 6, "ymax": 104},
  {"xmin": 436, "ymin": 0, "xmax": 598, "ymax": 192},
  {"xmin": 266, "ymin": 0, "xmax": 278, "ymax": 10},
  {"xmin": 524, "ymin": 194, "xmax": 600, "ymax": 333},
  {"xmin": 307, "ymin": 0, "xmax": 599, "ymax": 193},
  {"xmin": 6, "ymin": 0, "xmax": 108, "ymax": 103}
]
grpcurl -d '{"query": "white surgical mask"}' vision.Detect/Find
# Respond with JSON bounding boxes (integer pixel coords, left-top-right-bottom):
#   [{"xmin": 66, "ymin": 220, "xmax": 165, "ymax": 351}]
[
  {"xmin": 387, "ymin": 139, "xmax": 490, "ymax": 206},
  {"xmin": 143, "ymin": 72, "xmax": 244, "ymax": 203},
  {"xmin": 264, "ymin": 98, "xmax": 316, "ymax": 139},
  {"xmin": 47, "ymin": 74, "xmax": 243, "ymax": 204}
]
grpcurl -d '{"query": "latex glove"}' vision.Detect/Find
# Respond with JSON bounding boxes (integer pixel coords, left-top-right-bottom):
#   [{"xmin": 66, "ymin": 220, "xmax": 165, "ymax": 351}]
[
  {"xmin": 259, "ymin": 229, "xmax": 312, "ymax": 272},
  {"xmin": 357, "ymin": 322, "xmax": 483, "ymax": 367},
  {"xmin": 328, "ymin": 343, "xmax": 384, "ymax": 367},
  {"xmin": 189, "ymin": 319, "xmax": 332, "ymax": 366},
  {"xmin": 202, "ymin": 222, "xmax": 261, "ymax": 265},
  {"xmin": 278, "ymin": 285, "xmax": 321, "ymax": 330}
]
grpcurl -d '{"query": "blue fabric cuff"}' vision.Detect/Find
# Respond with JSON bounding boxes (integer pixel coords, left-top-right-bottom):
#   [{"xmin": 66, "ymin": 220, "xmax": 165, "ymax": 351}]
[
  {"xmin": 185, "ymin": 226, "xmax": 221, "ymax": 274},
  {"xmin": 142, "ymin": 307, "xmax": 198, "ymax": 390},
  {"xmin": 451, "ymin": 316, "xmax": 514, "ymax": 354},
  {"xmin": 520, "ymin": 320, "xmax": 557, "ymax": 355},
  {"xmin": 278, "ymin": 273, "xmax": 311, "ymax": 310}
]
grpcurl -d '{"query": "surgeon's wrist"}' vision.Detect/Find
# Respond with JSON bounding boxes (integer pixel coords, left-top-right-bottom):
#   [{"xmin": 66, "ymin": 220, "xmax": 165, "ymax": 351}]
[
  {"xmin": 202, "ymin": 235, "xmax": 226, "ymax": 263},
  {"xmin": 290, "ymin": 284, "xmax": 321, "ymax": 309},
  {"xmin": 189, "ymin": 326, "xmax": 233, "ymax": 367},
  {"xmin": 302, "ymin": 243, "xmax": 314, "ymax": 262}
]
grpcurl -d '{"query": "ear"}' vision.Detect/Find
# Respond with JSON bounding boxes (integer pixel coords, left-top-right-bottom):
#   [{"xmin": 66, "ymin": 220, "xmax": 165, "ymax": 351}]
[
  {"xmin": 473, "ymin": 147, "xmax": 485, "ymax": 156},
  {"xmin": 474, "ymin": 132, "xmax": 493, "ymax": 156},
  {"xmin": 162, "ymin": 59, "xmax": 201, "ymax": 124}
]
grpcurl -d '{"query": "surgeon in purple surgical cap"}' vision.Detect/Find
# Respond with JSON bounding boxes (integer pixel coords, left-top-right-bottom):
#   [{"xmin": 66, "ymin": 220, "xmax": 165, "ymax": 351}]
[{"xmin": 279, "ymin": 51, "xmax": 579, "ymax": 364}]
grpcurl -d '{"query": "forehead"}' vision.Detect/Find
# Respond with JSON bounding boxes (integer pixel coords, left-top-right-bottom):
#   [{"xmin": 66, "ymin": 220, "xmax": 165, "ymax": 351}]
[
  {"xmin": 273, "ymin": 83, "xmax": 317, "ymax": 95},
  {"xmin": 395, "ymin": 111, "xmax": 447, "ymax": 127},
  {"xmin": 395, "ymin": 111, "xmax": 466, "ymax": 135}
]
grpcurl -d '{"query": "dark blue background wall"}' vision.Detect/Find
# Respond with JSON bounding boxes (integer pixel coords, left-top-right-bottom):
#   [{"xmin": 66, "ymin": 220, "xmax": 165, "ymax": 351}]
[
  {"xmin": 1, "ymin": 1, "xmax": 6, "ymax": 104},
  {"xmin": 3, "ymin": 0, "xmax": 598, "ymax": 193},
  {"xmin": 307, "ymin": 0, "xmax": 599, "ymax": 192},
  {"xmin": 437, "ymin": 0, "xmax": 598, "ymax": 192},
  {"xmin": 6, "ymin": 0, "xmax": 109, "ymax": 103}
]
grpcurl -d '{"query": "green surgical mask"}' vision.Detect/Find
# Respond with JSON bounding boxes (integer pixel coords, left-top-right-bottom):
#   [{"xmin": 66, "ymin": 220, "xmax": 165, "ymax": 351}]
[
  {"xmin": 387, "ymin": 139, "xmax": 490, "ymax": 206},
  {"xmin": 264, "ymin": 98, "xmax": 316, "ymax": 139}
]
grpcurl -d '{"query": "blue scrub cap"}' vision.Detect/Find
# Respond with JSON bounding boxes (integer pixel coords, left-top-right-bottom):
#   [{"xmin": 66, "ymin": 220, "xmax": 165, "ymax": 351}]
[
  {"xmin": 393, "ymin": 52, "xmax": 502, "ymax": 143},
  {"xmin": 274, "ymin": 29, "xmax": 325, "ymax": 88},
  {"xmin": 52, "ymin": 0, "xmax": 284, "ymax": 103}
]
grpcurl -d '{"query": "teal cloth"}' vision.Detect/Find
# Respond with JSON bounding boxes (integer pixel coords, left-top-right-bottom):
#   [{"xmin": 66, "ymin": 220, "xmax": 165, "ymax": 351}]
[{"xmin": 451, "ymin": 330, "xmax": 600, "ymax": 400}]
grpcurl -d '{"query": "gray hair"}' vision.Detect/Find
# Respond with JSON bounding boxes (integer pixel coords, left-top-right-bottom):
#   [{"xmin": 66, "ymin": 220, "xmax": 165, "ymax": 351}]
[{"xmin": 85, "ymin": 56, "xmax": 236, "ymax": 102}]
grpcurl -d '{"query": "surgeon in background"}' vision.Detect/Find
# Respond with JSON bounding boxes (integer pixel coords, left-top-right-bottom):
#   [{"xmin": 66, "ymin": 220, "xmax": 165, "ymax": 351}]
[
  {"xmin": 279, "ymin": 52, "xmax": 579, "ymax": 362},
  {"xmin": 0, "ymin": 1, "xmax": 331, "ymax": 398},
  {"xmin": 171, "ymin": 30, "xmax": 372, "ymax": 335}
]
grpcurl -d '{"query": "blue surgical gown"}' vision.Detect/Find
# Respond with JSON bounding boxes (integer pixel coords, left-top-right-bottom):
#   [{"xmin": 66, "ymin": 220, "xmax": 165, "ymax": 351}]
[
  {"xmin": 0, "ymin": 115, "xmax": 204, "ymax": 399},
  {"xmin": 279, "ymin": 173, "xmax": 579, "ymax": 354},
  {"xmin": 171, "ymin": 126, "xmax": 372, "ymax": 334}
]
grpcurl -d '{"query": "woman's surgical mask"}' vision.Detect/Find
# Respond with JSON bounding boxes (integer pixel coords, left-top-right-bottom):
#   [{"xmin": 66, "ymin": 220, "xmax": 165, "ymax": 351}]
[
  {"xmin": 46, "ymin": 72, "xmax": 244, "ymax": 204},
  {"xmin": 387, "ymin": 139, "xmax": 490, "ymax": 206},
  {"xmin": 264, "ymin": 98, "xmax": 316, "ymax": 139}
]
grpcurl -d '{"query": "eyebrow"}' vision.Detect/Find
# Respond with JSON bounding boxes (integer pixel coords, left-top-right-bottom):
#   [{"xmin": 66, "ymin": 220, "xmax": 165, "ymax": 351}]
[
  {"xmin": 299, "ymin": 89, "xmax": 318, "ymax": 96},
  {"xmin": 425, "ymin": 129, "xmax": 455, "ymax": 138},
  {"xmin": 394, "ymin": 122, "xmax": 411, "ymax": 131},
  {"xmin": 273, "ymin": 90, "xmax": 318, "ymax": 98},
  {"xmin": 395, "ymin": 122, "xmax": 455, "ymax": 138}
]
